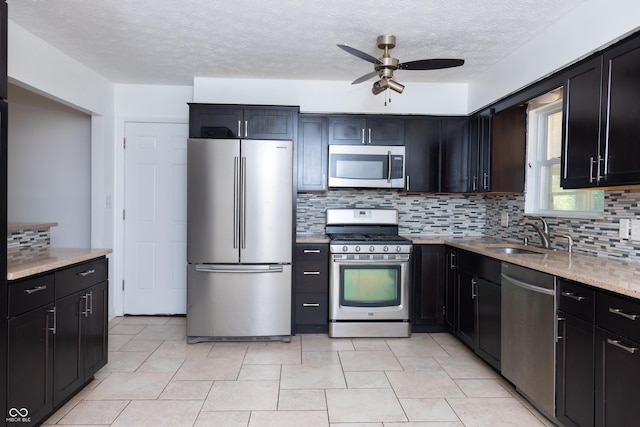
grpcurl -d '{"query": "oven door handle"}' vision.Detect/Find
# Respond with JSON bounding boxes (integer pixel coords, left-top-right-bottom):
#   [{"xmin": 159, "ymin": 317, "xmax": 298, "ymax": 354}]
[{"xmin": 331, "ymin": 258, "xmax": 410, "ymax": 264}]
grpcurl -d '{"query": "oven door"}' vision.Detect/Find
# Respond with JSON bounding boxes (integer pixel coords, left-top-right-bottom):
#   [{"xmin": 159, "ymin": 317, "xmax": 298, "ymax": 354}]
[{"xmin": 329, "ymin": 254, "xmax": 410, "ymax": 321}]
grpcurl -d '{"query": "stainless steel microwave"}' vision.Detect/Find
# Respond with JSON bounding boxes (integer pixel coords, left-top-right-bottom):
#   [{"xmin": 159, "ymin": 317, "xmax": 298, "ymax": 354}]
[{"xmin": 328, "ymin": 144, "xmax": 405, "ymax": 189}]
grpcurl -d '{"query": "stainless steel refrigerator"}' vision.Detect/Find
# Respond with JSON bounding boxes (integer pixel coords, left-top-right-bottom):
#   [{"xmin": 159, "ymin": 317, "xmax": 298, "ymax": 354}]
[{"xmin": 186, "ymin": 138, "xmax": 293, "ymax": 342}]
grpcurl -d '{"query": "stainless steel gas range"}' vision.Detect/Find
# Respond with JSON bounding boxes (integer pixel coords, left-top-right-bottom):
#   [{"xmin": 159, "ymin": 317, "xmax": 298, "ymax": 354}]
[{"xmin": 326, "ymin": 208, "xmax": 412, "ymax": 338}]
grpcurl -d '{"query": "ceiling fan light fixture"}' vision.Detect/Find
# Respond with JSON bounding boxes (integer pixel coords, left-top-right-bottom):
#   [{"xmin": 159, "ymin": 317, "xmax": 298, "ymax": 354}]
[
  {"xmin": 372, "ymin": 78, "xmax": 404, "ymax": 95},
  {"xmin": 387, "ymin": 79, "xmax": 404, "ymax": 94}
]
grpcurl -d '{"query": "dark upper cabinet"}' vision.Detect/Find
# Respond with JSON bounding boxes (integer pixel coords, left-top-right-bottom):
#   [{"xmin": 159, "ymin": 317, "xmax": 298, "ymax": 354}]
[
  {"xmin": 491, "ymin": 105, "xmax": 526, "ymax": 193},
  {"xmin": 404, "ymin": 118, "xmax": 440, "ymax": 192},
  {"xmin": 468, "ymin": 110, "xmax": 492, "ymax": 192},
  {"xmin": 412, "ymin": 245, "xmax": 445, "ymax": 331},
  {"xmin": 328, "ymin": 115, "xmax": 404, "ymax": 145},
  {"xmin": 563, "ymin": 35, "xmax": 640, "ymax": 188},
  {"xmin": 297, "ymin": 115, "xmax": 328, "ymax": 192},
  {"xmin": 0, "ymin": 0, "xmax": 7, "ymax": 99},
  {"xmin": 189, "ymin": 104, "xmax": 297, "ymax": 140},
  {"xmin": 440, "ymin": 117, "xmax": 471, "ymax": 192},
  {"xmin": 562, "ymin": 56, "xmax": 603, "ymax": 188}
]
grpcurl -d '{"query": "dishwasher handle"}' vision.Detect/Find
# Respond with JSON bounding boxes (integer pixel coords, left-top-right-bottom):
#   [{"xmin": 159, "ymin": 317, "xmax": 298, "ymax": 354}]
[{"xmin": 501, "ymin": 272, "xmax": 555, "ymax": 295}]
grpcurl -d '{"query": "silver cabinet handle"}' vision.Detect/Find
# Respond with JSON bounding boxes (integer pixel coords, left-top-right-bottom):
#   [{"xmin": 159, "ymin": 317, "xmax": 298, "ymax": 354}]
[
  {"xmin": 48, "ymin": 307, "xmax": 57, "ymax": 334},
  {"xmin": 237, "ymin": 120, "xmax": 241, "ymax": 137},
  {"xmin": 361, "ymin": 128, "xmax": 365, "ymax": 144},
  {"xmin": 82, "ymin": 293, "xmax": 90, "ymax": 316},
  {"xmin": 303, "ymin": 271, "xmax": 320, "ymax": 275},
  {"xmin": 607, "ymin": 338, "xmax": 638, "ymax": 354},
  {"xmin": 406, "ymin": 175, "xmax": 410, "ymax": 191},
  {"xmin": 302, "ymin": 303, "xmax": 320, "ymax": 307},
  {"xmin": 244, "ymin": 120, "xmax": 248, "ymax": 138},
  {"xmin": 472, "ymin": 175, "xmax": 478, "ymax": 192},
  {"xmin": 78, "ymin": 269, "xmax": 96, "ymax": 277},
  {"xmin": 24, "ymin": 285, "xmax": 47, "ymax": 295},
  {"xmin": 609, "ymin": 307, "xmax": 639, "ymax": 321},
  {"xmin": 561, "ymin": 291, "xmax": 586, "ymax": 302},
  {"xmin": 483, "ymin": 172, "xmax": 489, "ymax": 190},
  {"xmin": 368, "ymin": 128, "xmax": 372, "ymax": 144},
  {"xmin": 303, "ymin": 249, "xmax": 321, "ymax": 254},
  {"xmin": 87, "ymin": 291, "xmax": 93, "ymax": 315},
  {"xmin": 471, "ymin": 278, "xmax": 478, "ymax": 299},
  {"xmin": 589, "ymin": 156, "xmax": 596, "ymax": 183},
  {"xmin": 557, "ymin": 317, "xmax": 566, "ymax": 342},
  {"xmin": 449, "ymin": 253, "xmax": 456, "ymax": 269}
]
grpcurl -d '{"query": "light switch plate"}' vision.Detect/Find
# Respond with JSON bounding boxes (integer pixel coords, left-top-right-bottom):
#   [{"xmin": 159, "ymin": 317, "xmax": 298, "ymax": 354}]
[
  {"xmin": 631, "ymin": 219, "xmax": 640, "ymax": 241},
  {"xmin": 619, "ymin": 218, "xmax": 630, "ymax": 239},
  {"xmin": 501, "ymin": 211, "xmax": 509, "ymax": 227}
]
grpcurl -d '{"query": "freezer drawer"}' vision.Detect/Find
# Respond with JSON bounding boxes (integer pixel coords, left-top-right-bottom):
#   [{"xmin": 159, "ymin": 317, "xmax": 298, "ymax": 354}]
[{"xmin": 186, "ymin": 264, "xmax": 292, "ymax": 342}]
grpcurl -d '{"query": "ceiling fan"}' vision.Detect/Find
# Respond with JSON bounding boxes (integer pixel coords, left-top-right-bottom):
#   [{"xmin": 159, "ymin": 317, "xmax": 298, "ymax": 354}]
[{"xmin": 338, "ymin": 35, "xmax": 464, "ymax": 95}]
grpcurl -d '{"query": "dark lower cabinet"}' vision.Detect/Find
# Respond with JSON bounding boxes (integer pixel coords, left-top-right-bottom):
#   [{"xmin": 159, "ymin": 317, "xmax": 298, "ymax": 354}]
[
  {"xmin": 411, "ymin": 245, "xmax": 445, "ymax": 332},
  {"xmin": 6, "ymin": 258, "xmax": 108, "ymax": 426},
  {"xmin": 476, "ymin": 277, "xmax": 501, "ymax": 369},
  {"xmin": 595, "ymin": 328, "xmax": 640, "ymax": 426},
  {"xmin": 294, "ymin": 243, "xmax": 329, "ymax": 333},
  {"xmin": 7, "ymin": 304, "xmax": 54, "ymax": 426},
  {"xmin": 456, "ymin": 269, "xmax": 477, "ymax": 348},
  {"xmin": 444, "ymin": 248, "xmax": 457, "ymax": 332}
]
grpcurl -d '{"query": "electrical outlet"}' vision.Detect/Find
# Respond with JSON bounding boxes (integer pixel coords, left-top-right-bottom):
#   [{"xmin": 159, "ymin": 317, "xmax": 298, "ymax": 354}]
[
  {"xmin": 631, "ymin": 219, "xmax": 640, "ymax": 241},
  {"xmin": 501, "ymin": 211, "xmax": 509, "ymax": 227},
  {"xmin": 619, "ymin": 218, "xmax": 630, "ymax": 239}
]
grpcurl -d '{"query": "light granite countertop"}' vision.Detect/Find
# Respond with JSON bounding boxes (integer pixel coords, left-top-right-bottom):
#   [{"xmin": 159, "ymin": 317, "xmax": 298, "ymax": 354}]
[
  {"xmin": 297, "ymin": 233, "xmax": 640, "ymax": 300},
  {"xmin": 8, "ymin": 221, "xmax": 58, "ymax": 232},
  {"xmin": 8, "ymin": 248, "xmax": 112, "ymax": 280}
]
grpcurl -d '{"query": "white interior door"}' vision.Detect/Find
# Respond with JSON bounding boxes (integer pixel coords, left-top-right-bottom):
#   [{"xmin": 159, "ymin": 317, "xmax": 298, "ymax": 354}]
[{"xmin": 124, "ymin": 122, "xmax": 188, "ymax": 314}]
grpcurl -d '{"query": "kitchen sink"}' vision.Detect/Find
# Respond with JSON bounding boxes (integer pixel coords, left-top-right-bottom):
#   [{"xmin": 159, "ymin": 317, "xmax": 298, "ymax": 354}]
[{"xmin": 486, "ymin": 246, "xmax": 545, "ymax": 255}]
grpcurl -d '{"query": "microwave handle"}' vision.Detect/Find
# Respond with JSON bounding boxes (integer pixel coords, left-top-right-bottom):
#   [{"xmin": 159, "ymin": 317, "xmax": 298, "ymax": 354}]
[{"xmin": 387, "ymin": 151, "xmax": 392, "ymax": 182}]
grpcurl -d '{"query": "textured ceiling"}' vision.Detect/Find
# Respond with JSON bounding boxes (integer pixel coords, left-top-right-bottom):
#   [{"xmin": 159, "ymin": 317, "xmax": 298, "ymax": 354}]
[{"xmin": 8, "ymin": 0, "xmax": 586, "ymax": 85}]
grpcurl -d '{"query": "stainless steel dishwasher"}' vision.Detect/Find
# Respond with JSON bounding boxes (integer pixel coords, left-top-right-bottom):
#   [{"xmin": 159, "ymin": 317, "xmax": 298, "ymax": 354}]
[{"xmin": 501, "ymin": 262, "xmax": 556, "ymax": 418}]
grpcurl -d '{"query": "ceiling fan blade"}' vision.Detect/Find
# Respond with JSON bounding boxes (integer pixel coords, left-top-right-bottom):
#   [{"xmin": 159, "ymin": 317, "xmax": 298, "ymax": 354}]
[
  {"xmin": 351, "ymin": 71, "xmax": 378, "ymax": 85},
  {"xmin": 398, "ymin": 58, "xmax": 465, "ymax": 70},
  {"xmin": 337, "ymin": 44, "xmax": 382, "ymax": 64}
]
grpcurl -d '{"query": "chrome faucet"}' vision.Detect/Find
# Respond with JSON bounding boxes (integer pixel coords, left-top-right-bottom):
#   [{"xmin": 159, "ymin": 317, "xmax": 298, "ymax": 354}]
[{"xmin": 518, "ymin": 216, "xmax": 551, "ymax": 248}]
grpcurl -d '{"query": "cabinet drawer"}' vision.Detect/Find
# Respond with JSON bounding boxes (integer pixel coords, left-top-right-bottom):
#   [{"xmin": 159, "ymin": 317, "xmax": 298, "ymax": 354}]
[
  {"xmin": 558, "ymin": 279, "xmax": 595, "ymax": 323},
  {"xmin": 295, "ymin": 262, "xmax": 328, "ymax": 293},
  {"xmin": 55, "ymin": 258, "xmax": 108, "ymax": 299},
  {"xmin": 597, "ymin": 292, "xmax": 640, "ymax": 342},
  {"xmin": 296, "ymin": 244, "xmax": 329, "ymax": 262},
  {"xmin": 9, "ymin": 273, "xmax": 55, "ymax": 317},
  {"xmin": 295, "ymin": 293, "xmax": 328, "ymax": 325}
]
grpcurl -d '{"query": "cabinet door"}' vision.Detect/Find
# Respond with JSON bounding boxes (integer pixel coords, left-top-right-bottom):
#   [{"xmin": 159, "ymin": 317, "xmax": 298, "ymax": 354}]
[
  {"xmin": 444, "ymin": 249, "xmax": 458, "ymax": 332},
  {"xmin": 440, "ymin": 118, "xmax": 471, "ymax": 192},
  {"xmin": 53, "ymin": 292, "xmax": 83, "ymax": 406},
  {"xmin": 297, "ymin": 115, "xmax": 328, "ymax": 191},
  {"xmin": 404, "ymin": 118, "xmax": 440, "ymax": 192},
  {"xmin": 561, "ymin": 57, "xmax": 603, "ymax": 189},
  {"xmin": 602, "ymin": 37, "xmax": 640, "ymax": 185},
  {"xmin": 83, "ymin": 281, "xmax": 108, "ymax": 378},
  {"xmin": 412, "ymin": 245, "xmax": 445, "ymax": 328},
  {"xmin": 556, "ymin": 312, "xmax": 594, "ymax": 427},
  {"xmin": 7, "ymin": 304, "xmax": 54, "ymax": 425},
  {"xmin": 328, "ymin": 115, "xmax": 366, "ymax": 144},
  {"xmin": 189, "ymin": 105, "xmax": 243, "ymax": 138},
  {"xmin": 457, "ymin": 269, "xmax": 476, "ymax": 347},
  {"xmin": 595, "ymin": 328, "xmax": 640, "ymax": 426},
  {"xmin": 476, "ymin": 278, "xmax": 501, "ymax": 369},
  {"xmin": 367, "ymin": 117, "xmax": 405, "ymax": 145},
  {"xmin": 0, "ymin": 0, "xmax": 7, "ymax": 99},
  {"xmin": 243, "ymin": 107, "xmax": 296, "ymax": 140},
  {"xmin": 491, "ymin": 106, "xmax": 526, "ymax": 193}
]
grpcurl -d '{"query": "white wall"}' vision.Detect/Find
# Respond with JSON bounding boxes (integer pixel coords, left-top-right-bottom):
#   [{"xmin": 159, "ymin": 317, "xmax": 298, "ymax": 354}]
[
  {"xmin": 7, "ymin": 85, "xmax": 91, "ymax": 247},
  {"xmin": 193, "ymin": 78, "xmax": 468, "ymax": 115},
  {"xmin": 8, "ymin": 19, "xmax": 117, "ymax": 317},
  {"xmin": 468, "ymin": 0, "xmax": 640, "ymax": 112}
]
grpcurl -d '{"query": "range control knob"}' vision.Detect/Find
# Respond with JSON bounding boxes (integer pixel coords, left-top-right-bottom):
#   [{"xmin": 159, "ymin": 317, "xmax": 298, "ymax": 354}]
[
  {"xmin": 355, "ymin": 246, "xmax": 361, "ymax": 252},
  {"xmin": 342, "ymin": 246, "xmax": 348, "ymax": 252},
  {"xmin": 369, "ymin": 246, "xmax": 375, "ymax": 252},
  {"xmin": 396, "ymin": 246, "xmax": 402, "ymax": 252},
  {"xmin": 383, "ymin": 246, "xmax": 389, "ymax": 252}
]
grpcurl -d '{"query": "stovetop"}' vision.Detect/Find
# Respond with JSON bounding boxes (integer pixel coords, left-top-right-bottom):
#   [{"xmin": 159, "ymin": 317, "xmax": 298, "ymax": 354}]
[{"xmin": 327, "ymin": 233, "xmax": 412, "ymax": 244}]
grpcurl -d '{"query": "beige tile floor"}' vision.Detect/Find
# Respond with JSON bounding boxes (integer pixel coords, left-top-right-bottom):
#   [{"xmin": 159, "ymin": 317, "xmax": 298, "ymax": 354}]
[{"xmin": 43, "ymin": 316, "xmax": 555, "ymax": 426}]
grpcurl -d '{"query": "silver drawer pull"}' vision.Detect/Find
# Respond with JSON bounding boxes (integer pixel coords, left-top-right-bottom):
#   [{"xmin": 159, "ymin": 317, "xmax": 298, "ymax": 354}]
[
  {"xmin": 302, "ymin": 303, "xmax": 320, "ymax": 307},
  {"xmin": 24, "ymin": 285, "xmax": 48, "ymax": 295},
  {"xmin": 303, "ymin": 271, "xmax": 320, "ymax": 275},
  {"xmin": 78, "ymin": 269, "xmax": 96, "ymax": 277},
  {"xmin": 609, "ymin": 307, "xmax": 639, "ymax": 321},
  {"xmin": 303, "ymin": 249, "xmax": 321, "ymax": 253},
  {"xmin": 607, "ymin": 338, "xmax": 638, "ymax": 354},
  {"xmin": 561, "ymin": 291, "xmax": 586, "ymax": 302}
]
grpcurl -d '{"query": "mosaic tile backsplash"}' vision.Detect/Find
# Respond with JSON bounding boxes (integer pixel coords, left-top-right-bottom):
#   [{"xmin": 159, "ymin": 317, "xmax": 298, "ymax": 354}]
[
  {"xmin": 297, "ymin": 189, "xmax": 640, "ymax": 261},
  {"xmin": 7, "ymin": 227, "xmax": 52, "ymax": 263}
]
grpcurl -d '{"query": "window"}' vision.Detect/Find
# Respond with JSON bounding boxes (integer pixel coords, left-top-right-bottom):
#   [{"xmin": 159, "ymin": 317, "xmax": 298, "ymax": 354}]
[{"xmin": 525, "ymin": 90, "xmax": 604, "ymax": 218}]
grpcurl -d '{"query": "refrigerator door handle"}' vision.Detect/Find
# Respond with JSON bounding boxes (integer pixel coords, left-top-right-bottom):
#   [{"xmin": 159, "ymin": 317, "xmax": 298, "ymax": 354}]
[
  {"xmin": 233, "ymin": 156, "xmax": 240, "ymax": 249},
  {"xmin": 195, "ymin": 264, "xmax": 285, "ymax": 273},
  {"xmin": 241, "ymin": 156, "xmax": 247, "ymax": 249}
]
